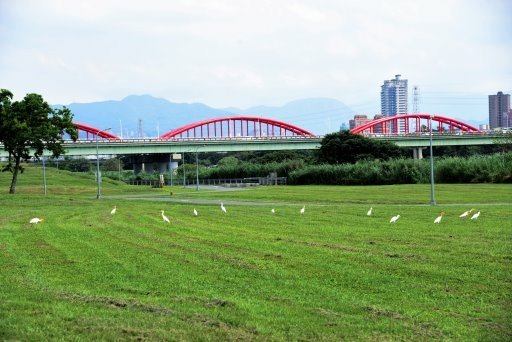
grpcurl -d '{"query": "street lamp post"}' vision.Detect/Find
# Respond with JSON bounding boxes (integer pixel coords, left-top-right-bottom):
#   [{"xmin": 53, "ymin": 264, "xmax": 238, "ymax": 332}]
[
  {"xmin": 118, "ymin": 156, "xmax": 125, "ymax": 181},
  {"xmin": 429, "ymin": 116, "xmax": 436, "ymax": 206},
  {"xmin": 96, "ymin": 128, "xmax": 111, "ymax": 199},
  {"xmin": 182, "ymin": 152, "xmax": 186, "ymax": 188},
  {"xmin": 169, "ymin": 154, "xmax": 173, "ymax": 187},
  {"xmin": 42, "ymin": 155, "xmax": 47, "ymax": 195},
  {"xmin": 195, "ymin": 151, "xmax": 199, "ymax": 191}
]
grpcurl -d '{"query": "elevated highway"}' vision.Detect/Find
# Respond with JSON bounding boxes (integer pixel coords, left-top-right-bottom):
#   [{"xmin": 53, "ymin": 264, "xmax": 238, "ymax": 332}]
[{"xmin": 0, "ymin": 134, "xmax": 502, "ymax": 158}]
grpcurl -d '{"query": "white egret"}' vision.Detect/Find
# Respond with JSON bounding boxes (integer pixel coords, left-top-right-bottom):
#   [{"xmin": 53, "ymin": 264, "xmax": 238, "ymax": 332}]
[
  {"xmin": 161, "ymin": 210, "xmax": 170, "ymax": 223},
  {"xmin": 221, "ymin": 203, "xmax": 227, "ymax": 213},
  {"xmin": 434, "ymin": 211, "xmax": 445, "ymax": 224},
  {"xmin": 110, "ymin": 206, "xmax": 117, "ymax": 215},
  {"xmin": 459, "ymin": 209, "xmax": 474, "ymax": 218},
  {"xmin": 193, "ymin": 208, "xmax": 198, "ymax": 216},
  {"xmin": 271, "ymin": 208, "xmax": 275, "ymax": 214},
  {"xmin": 29, "ymin": 218, "xmax": 44, "ymax": 224},
  {"xmin": 367, "ymin": 207, "xmax": 373, "ymax": 216},
  {"xmin": 389, "ymin": 214, "xmax": 400, "ymax": 223},
  {"xmin": 300, "ymin": 206, "xmax": 305, "ymax": 215},
  {"xmin": 470, "ymin": 211, "xmax": 480, "ymax": 220}
]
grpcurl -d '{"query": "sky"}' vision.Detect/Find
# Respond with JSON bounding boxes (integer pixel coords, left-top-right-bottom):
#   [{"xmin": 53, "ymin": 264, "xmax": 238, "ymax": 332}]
[{"xmin": 1, "ymin": 0, "xmax": 511, "ymax": 123}]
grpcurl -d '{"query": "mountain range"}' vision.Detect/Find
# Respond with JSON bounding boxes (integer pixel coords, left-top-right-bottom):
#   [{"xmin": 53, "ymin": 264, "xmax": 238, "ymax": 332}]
[{"xmin": 55, "ymin": 95, "xmax": 356, "ymax": 138}]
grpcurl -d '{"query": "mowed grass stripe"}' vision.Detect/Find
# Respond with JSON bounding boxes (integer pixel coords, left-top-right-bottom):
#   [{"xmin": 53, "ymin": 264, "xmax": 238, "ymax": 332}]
[{"xmin": 0, "ymin": 172, "xmax": 510, "ymax": 340}]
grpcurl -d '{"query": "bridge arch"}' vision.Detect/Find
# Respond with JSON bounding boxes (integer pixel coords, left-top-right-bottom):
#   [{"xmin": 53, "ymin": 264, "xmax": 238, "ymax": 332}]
[
  {"xmin": 159, "ymin": 116, "xmax": 315, "ymax": 139},
  {"xmin": 350, "ymin": 114, "xmax": 480, "ymax": 135},
  {"xmin": 73, "ymin": 122, "xmax": 120, "ymax": 140}
]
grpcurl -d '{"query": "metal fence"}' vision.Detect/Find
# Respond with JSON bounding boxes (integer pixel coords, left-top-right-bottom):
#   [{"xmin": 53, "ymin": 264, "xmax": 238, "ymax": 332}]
[{"xmin": 128, "ymin": 177, "xmax": 287, "ymax": 187}]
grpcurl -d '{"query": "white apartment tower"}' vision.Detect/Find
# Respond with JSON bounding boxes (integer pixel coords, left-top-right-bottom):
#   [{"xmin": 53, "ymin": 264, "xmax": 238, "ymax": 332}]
[{"xmin": 381, "ymin": 74, "xmax": 408, "ymax": 116}]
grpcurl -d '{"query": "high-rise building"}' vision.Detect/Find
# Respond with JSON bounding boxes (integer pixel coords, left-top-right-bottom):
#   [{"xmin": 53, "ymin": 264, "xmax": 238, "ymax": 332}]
[
  {"xmin": 489, "ymin": 91, "xmax": 510, "ymax": 129},
  {"xmin": 381, "ymin": 74, "xmax": 408, "ymax": 116},
  {"xmin": 381, "ymin": 74, "xmax": 408, "ymax": 133}
]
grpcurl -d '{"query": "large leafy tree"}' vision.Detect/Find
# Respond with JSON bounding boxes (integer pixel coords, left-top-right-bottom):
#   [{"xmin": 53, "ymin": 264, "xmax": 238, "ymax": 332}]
[
  {"xmin": 0, "ymin": 89, "xmax": 78, "ymax": 194},
  {"xmin": 318, "ymin": 130, "xmax": 403, "ymax": 164}
]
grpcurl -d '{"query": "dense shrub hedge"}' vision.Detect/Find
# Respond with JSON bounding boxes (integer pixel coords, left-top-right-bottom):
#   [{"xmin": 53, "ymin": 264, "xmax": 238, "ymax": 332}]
[
  {"xmin": 288, "ymin": 153, "xmax": 512, "ymax": 185},
  {"xmin": 100, "ymin": 153, "xmax": 512, "ymax": 185},
  {"xmin": 198, "ymin": 159, "xmax": 305, "ymax": 179}
]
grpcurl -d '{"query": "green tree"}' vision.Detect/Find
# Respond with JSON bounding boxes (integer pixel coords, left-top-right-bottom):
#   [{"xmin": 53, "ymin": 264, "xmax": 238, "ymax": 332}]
[
  {"xmin": 62, "ymin": 157, "xmax": 91, "ymax": 172},
  {"xmin": 101, "ymin": 158, "xmax": 124, "ymax": 171},
  {"xmin": 318, "ymin": 130, "xmax": 403, "ymax": 164},
  {"xmin": 0, "ymin": 89, "xmax": 78, "ymax": 193},
  {"xmin": 217, "ymin": 156, "xmax": 240, "ymax": 167}
]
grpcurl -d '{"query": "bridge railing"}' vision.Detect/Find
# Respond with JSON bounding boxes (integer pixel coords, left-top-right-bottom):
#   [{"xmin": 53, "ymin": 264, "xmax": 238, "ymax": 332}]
[
  {"xmin": 66, "ymin": 135, "xmax": 322, "ymax": 143},
  {"xmin": 66, "ymin": 131, "xmax": 506, "ymax": 143}
]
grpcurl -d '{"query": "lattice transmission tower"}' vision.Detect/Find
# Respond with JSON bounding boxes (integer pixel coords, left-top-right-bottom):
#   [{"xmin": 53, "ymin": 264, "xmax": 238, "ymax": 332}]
[
  {"xmin": 138, "ymin": 119, "xmax": 144, "ymax": 138},
  {"xmin": 412, "ymin": 86, "xmax": 421, "ymax": 113}
]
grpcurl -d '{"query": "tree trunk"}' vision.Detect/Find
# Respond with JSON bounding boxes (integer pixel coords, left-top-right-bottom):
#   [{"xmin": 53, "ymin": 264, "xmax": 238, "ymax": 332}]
[{"xmin": 9, "ymin": 156, "xmax": 21, "ymax": 194}]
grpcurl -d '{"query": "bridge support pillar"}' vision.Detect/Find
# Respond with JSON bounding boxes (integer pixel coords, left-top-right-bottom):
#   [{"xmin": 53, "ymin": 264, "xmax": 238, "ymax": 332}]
[
  {"xmin": 133, "ymin": 163, "xmax": 145, "ymax": 174},
  {"xmin": 131, "ymin": 154, "xmax": 173, "ymax": 174},
  {"xmin": 412, "ymin": 148, "xmax": 425, "ymax": 160},
  {"xmin": 157, "ymin": 162, "xmax": 168, "ymax": 174}
]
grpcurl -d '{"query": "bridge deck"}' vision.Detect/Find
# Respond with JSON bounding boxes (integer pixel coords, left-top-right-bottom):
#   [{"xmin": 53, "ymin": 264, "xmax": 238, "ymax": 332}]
[{"xmin": 0, "ymin": 134, "xmax": 503, "ymax": 157}]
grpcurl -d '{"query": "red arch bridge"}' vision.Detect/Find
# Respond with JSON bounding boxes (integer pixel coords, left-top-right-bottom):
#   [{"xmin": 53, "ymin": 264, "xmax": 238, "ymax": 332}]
[
  {"xmin": 74, "ymin": 116, "xmax": 315, "ymax": 140},
  {"xmin": 73, "ymin": 114, "xmax": 482, "ymax": 141},
  {"xmin": 1, "ymin": 114, "xmax": 500, "ymax": 161}
]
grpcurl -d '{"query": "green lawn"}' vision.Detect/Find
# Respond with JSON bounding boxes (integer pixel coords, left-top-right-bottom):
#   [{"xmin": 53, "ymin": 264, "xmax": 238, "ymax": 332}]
[{"xmin": 0, "ymin": 166, "xmax": 511, "ymax": 340}]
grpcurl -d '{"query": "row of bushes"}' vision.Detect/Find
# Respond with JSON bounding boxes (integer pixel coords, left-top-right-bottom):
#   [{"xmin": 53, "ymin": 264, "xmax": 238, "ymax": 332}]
[
  {"xmin": 100, "ymin": 153, "xmax": 512, "ymax": 185},
  {"xmin": 288, "ymin": 153, "xmax": 512, "ymax": 185},
  {"xmin": 198, "ymin": 159, "xmax": 305, "ymax": 179},
  {"xmin": 101, "ymin": 159, "xmax": 306, "ymax": 183}
]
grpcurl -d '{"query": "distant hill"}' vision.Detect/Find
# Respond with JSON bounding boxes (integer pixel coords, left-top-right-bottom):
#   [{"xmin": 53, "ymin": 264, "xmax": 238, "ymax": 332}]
[
  {"xmin": 55, "ymin": 95, "xmax": 355, "ymax": 137},
  {"xmin": 241, "ymin": 98, "xmax": 355, "ymax": 134}
]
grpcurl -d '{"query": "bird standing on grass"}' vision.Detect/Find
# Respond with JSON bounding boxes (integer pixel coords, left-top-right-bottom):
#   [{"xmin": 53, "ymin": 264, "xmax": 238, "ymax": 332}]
[
  {"xmin": 434, "ymin": 211, "xmax": 445, "ymax": 224},
  {"xmin": 389, "ymin": 214, "xmax": 400, "ymax": 223},
  {"xmin": 367, "ymin": 207, "xmax": 373, "ymax": 216},
  {"xmin": 221, "ymin": 203, "xmax": 227, "ymax": 213},
  {"xmin": 29, "ymin": 218, "xmax": 44, "ymax": 224},
  {"xmin": 300, "ymin": 206, "xmax": 305, "ymax": 215},
  {"xmin": 161, "ymin": 210, "xmax": 170, "ymax": 223},
  {"xmin": 470, "ymin": 211, "xmax": 480, "ymax": 220},
  {"xmin": 193, "ymin": 208, "xmax": 198, "ymax": 216},
  {"xmin": 110, "ymin": 206, "xmax": 117, "ymax": 215},
  {"xmin": 459, "ymin": 209, "xmax": 474, "ymax": 218}
]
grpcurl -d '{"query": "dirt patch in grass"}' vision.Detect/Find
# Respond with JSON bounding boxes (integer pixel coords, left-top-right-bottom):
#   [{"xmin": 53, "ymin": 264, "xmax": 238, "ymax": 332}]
[
  {"xmin": 56, "ymin": 292, "xmax": 174, "ymax": 316},
  {"xmin": 366, "ymin": 306, "xmax": 405, "ymax": 320},
  {"xmin": 204, "ymin": 298, "xmax": 233, "ymax": 308},
  {"xmin": 366, "ymin": 306, "xmax": 445, "ymax": 339},
  {"xmin": 276, "ymin": 237, "xmax": 357, "ymax": 252},
  {"xmin": 189, "ymin": 314, "xmax": 259, "ymax": 339}
]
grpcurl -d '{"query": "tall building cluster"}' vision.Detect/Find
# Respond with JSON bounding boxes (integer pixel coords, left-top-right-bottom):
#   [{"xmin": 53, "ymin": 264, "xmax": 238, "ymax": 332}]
[
  {"xmin": 347, "ymin": 74, "xmax": 510, "ymax": 132},
  {"xmin": 488, "ymin": 91, "xmax": 511, "ymax": 129},
  {"xmin": 350, "ymin": 74, "xmax": 409, "ymax": 132}
]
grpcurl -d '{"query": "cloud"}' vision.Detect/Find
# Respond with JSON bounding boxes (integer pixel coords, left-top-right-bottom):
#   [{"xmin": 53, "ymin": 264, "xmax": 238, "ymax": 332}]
[{"xmin": 0, "ymin": 0, "xmax": 510, "ymax": 121}]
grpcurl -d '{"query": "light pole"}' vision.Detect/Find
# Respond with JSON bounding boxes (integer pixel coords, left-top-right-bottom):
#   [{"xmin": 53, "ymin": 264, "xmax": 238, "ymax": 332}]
[
  {"xmin": 182, "ymin": 152, "xmax": 186, "ymax": 188},
  {"xmin": 42, "ymin": 155, "xmax": 47, "ymax": 195},
  {"xmin": 96, "ymin": 128, "xmax": 111, "ymax": 199},
  {"xmin": 195, "ymin": 150, "xmax": 199, "ymax": 191},
  {"xmin": 118, "ymin": 156, "xmax": 125, "ymax": 181},
  {"xmin": 428, "ymin": 115, "xmax": 436, "ymax": 206},
  {"xmin": 169, "ymin": 154, "xmax": 173, "ymax": 187}
]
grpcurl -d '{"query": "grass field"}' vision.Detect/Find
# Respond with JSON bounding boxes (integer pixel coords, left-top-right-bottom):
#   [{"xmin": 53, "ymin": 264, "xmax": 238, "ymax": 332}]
[{"xmin": 1, "ymin": 166, "xmax": 511, "ymax": 340}]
